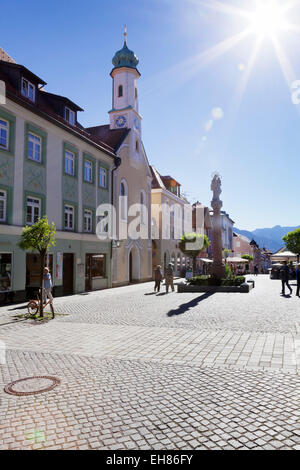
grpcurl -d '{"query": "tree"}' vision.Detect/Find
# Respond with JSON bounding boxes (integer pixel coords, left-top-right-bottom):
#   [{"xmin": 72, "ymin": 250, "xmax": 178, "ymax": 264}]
[
  {"xmin": 222, "ymin": 249, "xmax": 232, "ymax": 263},
  {"xmin": 242, "ymin": 254, "xmax": 254, "ymax": 273},
  {"xmin": 282, "ymin": 228, "xmax": 300, "ymax": 263},
  {"xmin": 241, "ymin": 254, "xmax": 254, "ymax": 263},
  {"xmin": 179, "ymin": 233, "xmax": 210, "ymax": 276},
  {"xmin": 19, "ymin": 217, "xmax": 56, "ymax": 317}
]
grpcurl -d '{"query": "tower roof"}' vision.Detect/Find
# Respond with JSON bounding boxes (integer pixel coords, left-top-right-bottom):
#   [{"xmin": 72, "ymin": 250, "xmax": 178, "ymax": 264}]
[{"xmin": 112, "ymin": 27, "xmax": 139, "ymax": 71}]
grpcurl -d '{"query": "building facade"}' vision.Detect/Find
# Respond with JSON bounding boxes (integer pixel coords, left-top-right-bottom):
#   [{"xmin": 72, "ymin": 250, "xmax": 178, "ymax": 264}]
[
  {"xmin": 0, "ymin": 53, "xmax": 117, "ymax": 302},
  {"xmin": 151, "ymin": 166, "xmax": 192, "ymax": 276},
  {"xmin": 87, "ymin": 35, "xmax": 152, "ymax": 286}
]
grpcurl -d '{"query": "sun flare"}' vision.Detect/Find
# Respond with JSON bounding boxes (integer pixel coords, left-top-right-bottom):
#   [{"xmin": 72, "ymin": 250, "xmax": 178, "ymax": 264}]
[{"xmin": 249, "ymin": 1, "xmax": 290, "ymax": 38}]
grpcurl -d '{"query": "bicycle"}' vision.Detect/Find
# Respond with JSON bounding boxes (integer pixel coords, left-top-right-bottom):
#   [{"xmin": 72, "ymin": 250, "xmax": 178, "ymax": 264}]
[{"xmin": 27, "ymin": 289, "xmax": 55, "ymax": 318}]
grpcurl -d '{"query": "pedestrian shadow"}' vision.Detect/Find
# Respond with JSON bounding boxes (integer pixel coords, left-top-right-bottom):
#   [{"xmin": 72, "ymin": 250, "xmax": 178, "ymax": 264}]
[
  {"xmin": 167, "ymin": 292, "xmax": 215, "ymax": 317},
  {"xmin": 144, "ymin": 293, "xmax": 157, "ymax": 296},
  {"xmin": 8, "ymin": 305, "xmax": 28, "ymax": 311}
]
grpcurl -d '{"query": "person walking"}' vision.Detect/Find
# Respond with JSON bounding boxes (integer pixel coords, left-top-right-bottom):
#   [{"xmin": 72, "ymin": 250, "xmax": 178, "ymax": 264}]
[
  {"xmin": 280, "ymin": 261, "xmax": 292, "ymax": 296},
  {"xmin": 154, "ymin": 265, "xmax": 163, "ymax": 293},
  {"xmin": 43, "ymin": 267, "xmax": 54, "ymax": 317},
  {"xmin": 296, "ymin": 263, "xmax": 300, "ymax": 297},
  {"xmin": 165, "ymin": 263, "xmax": 175, "ymax": 294},
  {"xmin": 254, "ymin": 265, "xmax": 259, "ymax": 276}
]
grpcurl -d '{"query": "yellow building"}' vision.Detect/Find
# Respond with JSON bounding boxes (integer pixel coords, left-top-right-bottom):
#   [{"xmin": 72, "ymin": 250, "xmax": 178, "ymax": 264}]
[{"xmin": 151, "ymin": 166, "xmax": 191, "ymax": 276}]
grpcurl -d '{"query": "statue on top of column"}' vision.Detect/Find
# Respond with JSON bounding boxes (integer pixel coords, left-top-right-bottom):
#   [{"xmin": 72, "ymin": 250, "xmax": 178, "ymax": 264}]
[{"xmin": 211, "ymin": 173, "xmax": 222, "ymax": 201}]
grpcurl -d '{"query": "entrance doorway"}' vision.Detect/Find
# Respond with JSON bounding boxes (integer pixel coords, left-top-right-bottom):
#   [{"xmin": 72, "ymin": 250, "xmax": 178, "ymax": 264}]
[
  {"xmin": 26, "ymin": 253, "xmax": 53, "ymax": 299},
  {"xmin": 128, "ymin": 246, "xmax": 140, "ymax": 283},
  {"xmin": 63, "ymin": 253, "xmax": 74, "ymax": 296}
]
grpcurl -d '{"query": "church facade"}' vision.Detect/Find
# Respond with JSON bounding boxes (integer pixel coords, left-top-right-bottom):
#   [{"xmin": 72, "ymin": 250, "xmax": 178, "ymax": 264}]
[{"xmin": 88, "ymin": 34, "xmax": 153, "ymax": 286}]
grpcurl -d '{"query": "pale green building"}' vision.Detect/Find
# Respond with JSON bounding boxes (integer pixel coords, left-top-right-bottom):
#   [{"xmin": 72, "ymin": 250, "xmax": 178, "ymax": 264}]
[{"xmin": 0, "ymin": 51, "xmax": 118, "ymax": 302}]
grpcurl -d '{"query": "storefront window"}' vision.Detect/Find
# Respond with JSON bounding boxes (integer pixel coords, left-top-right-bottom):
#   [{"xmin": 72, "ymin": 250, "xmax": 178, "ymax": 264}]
[
  {"xmin": 86, "ymin": 254, "xmax": 106, "ymax": 281},
  {"xmin": 0, "ymin": 253, "xmax": 12, "ymax": 291}
]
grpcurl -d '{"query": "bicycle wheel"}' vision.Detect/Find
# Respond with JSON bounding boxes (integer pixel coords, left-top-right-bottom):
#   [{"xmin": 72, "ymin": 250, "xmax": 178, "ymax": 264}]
[{"xmin": 27, "ymin": 301, "xmax": 39, "ymax": 316}]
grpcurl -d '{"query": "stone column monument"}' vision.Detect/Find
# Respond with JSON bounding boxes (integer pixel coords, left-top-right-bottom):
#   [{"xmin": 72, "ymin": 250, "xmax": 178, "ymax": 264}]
[{"xmin": 211, "ymin": 173, "xmax": 226, "ymax": 279}]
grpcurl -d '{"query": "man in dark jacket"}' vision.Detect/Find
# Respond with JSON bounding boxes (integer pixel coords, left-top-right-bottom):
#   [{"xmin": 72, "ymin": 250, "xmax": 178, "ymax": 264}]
[
  {"xmin": 281, "ymin": 261, "xmax": 292, "ymax": 296},
  {"xmin": 154, "ymin": 265, "xmax": 163, "ymax": 293},
  {"xmin": 296, "ymin": 264, "xmax": 300, "ymax": 297}
]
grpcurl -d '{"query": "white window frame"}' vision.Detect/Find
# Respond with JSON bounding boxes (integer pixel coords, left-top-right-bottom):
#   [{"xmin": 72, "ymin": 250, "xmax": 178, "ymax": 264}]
[
  {"xmin": 84, "ymin": 209, "xmax": 93, "ymax": 233},
  {"xmin": 28, "ymin": 132, "xmax": 42, "ymax": 163},
  {"xmin": 21, "ymin": 77, "xmax": 35, "ymax": 102},
  {"xmin": 84, "ymin": 160, "xmax": 93, "ymax": 183},
  {"xmin": 64, "ymin": 204, "xmax": 74, "ymax": 231},
  {"xmin": 65, "ymin": 150, "xmax": 75, "ymax": 176},
  {"xmin": 0, "ymin": 190, "xmax": 7, "ymax": 222},
  {"xmin": 26, "ymin": 197, "xmax": 41, "ymax": 225},
  {"xmin": 0, "ymin": 119, "xmax": 9, "ymax": 151},
  {"xmin": 64, "ymin": 107, "xmax": 75, "ymax": 126},
  {"xmin": 99, "ymin": 167, "xmax": 107, "ymax": 188}
]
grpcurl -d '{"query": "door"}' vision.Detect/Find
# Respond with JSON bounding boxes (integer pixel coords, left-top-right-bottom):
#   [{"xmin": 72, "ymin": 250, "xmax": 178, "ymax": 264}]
[{"xmin": 63, "ymin": 253, "xmax": 74, "ymax": 296}]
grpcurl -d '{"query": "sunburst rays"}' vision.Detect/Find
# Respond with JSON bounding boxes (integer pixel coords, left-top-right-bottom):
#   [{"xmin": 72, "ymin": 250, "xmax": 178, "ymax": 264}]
[{"xmin": 144, "ymin": 0, "xmax": 300, "ymax": 103}]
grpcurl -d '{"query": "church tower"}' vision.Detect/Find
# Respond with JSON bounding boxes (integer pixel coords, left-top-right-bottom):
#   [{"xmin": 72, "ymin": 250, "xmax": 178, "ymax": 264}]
[{"xmin": 109, "ymin": 28, "xmax": 142, "ymax": 165}]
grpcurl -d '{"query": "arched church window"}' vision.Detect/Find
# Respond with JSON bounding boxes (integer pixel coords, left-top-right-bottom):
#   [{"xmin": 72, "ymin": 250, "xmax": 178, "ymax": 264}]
[
  {"xmin": 135, "ymin": 87, "xmax": 138, "ymax": 99},
  {"xmin": 118, "ymin": 85, "xmax": 123, "ymax": 97},
  {"xmin": 140, "ymin": 190, "xmax": 146, "ymax": 225},
  {"xmin": 120, "ymin": 180, "xmax": 128, "ymax": 221},
  {"xmin": 136, "ymin": 140, "xmax": 139, "ymax": 152}
]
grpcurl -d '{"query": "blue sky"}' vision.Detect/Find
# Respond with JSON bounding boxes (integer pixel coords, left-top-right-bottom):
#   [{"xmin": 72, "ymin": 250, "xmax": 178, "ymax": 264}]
[{"xmin": 1, "ymin": 0, "xmax": 300, "ymax": 230}]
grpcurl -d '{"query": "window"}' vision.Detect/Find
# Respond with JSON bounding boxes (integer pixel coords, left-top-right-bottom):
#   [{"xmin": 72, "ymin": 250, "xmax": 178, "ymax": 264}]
[
  {"xmin": 0, "ymin": 253, "xmax": 12, "ymax": 291},
  {"xmin": 135, "ymin": 87, "xmax": 138, "ymax": 99},
  {"xmin": 65, "ymin": 150, "xmax": 75, "ymax": 175},
  {"xmin": 136, "ymin": 140, "xmax": 139, "ymax": 152},
  {"xmin": 84, "ymin": 209, "xmax": 93, "ymax": 233},
  {"xmin": 0, "ymin": 190, "xmax": 7, "ymax": 222},
  {"xmin": 140, "ymin": 191, "xmax": 146, "ymax": 225},
  {"xmin": 99, "ymin": 167, "xmax": 107, "ymax": 188},
  {"xmin": 64, "ymin": 205, "xmax": 74, "ymax": 231},
  {"xmin": 84, "ymin": 160, "xmax": 93, "ymax": 183},
  {"xmin": 21, "ymin": 78, "xmax": 35, "ymax": 101},
  {"xmin": 26, "ymin": 197, "xmax": 41, "ymax": 225},
  {"xmin": 236, "ymin": 241, "xmax": 241, "ymax": 248},
  {"xmin": 28, "ymin": 133, "xmax": 42, "ymax": 162},
  {"xmin": 120, "ymin": 180, "xmax": 128, "ymax": 221},
  {"xmin": 0, "ymin": 119, "xmax": 9, "ymax": 150},
  {"xmin": 65, "ymin": 107, "xmax": 75, "ymax": 125},
  {"xmin": 85, "ymin": 254, "xmax": 106, "ymax": 280},
  {"xmin": 118, "ymin": 85, "xmax": 123, "ymax": 97}
]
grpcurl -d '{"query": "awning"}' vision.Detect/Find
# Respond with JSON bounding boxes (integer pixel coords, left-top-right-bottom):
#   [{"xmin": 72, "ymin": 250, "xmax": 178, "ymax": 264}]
[
  {"xmin": 271, "ymin": 251, "xmax": 297, "ymax": 261},
  {"xmin": 226, "ymin": 257, "xmax": 248, "ymax": 263}
]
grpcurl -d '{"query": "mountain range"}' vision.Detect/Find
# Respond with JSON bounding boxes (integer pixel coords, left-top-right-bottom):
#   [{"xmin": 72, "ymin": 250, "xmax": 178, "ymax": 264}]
[{"xmin": 234, "ymin": 225, "xmax": 300, "ymax": 253}]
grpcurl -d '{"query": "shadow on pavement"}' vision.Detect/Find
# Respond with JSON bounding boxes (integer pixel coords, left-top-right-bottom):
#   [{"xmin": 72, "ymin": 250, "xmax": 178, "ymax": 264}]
[
  {"xmin": 8, "ymin": 305, "xmax": 28, "ymax": 311},
  {"xmin": 167, "ymin": 292, "xmax": 215, "ymax": 317},
  {"xmin": 144, "ymin": 293, "xmax": 157, "ymax": 296}
]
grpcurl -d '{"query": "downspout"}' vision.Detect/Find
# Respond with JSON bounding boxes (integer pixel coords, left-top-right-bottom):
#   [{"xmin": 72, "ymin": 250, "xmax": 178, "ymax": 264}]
[{"xmin": 110, "ymin": 155, "xmax": 121, "ymax": 260}]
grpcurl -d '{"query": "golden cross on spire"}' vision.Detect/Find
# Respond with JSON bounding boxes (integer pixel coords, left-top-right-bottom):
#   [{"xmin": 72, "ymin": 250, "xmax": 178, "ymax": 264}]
[{"xmin": 124, "ymin": 24, "xmax": 127, "ymax": 44}]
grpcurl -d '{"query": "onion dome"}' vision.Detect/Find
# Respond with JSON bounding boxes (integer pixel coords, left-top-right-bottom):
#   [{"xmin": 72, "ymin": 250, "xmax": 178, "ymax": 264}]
[{"xmin": 112, "ymin": 27, "xmax": 139, "ymax": 71}]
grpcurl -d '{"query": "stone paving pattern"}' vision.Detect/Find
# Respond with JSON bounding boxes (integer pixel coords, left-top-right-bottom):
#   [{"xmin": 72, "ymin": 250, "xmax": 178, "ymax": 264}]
[{"xmin": 0, "ymin": 276, "xmax": 299, "ymax": 450}]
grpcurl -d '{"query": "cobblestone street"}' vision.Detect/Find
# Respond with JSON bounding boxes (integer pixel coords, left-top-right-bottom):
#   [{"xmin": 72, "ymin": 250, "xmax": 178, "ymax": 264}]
[{"xmin": 0, "ymin": 275, "xmax": 299, "ymax": 450}]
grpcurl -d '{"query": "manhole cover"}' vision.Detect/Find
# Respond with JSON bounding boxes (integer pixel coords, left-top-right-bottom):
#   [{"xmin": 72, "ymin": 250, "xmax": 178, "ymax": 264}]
[{"xmin": 4, "ymin": 376, "xmax": 60, "ymax": 396}]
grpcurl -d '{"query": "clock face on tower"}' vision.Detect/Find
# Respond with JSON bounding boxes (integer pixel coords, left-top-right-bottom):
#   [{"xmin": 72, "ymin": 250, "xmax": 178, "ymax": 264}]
[{"xmin": 115, "ymin": 115, "xmax": 127, "ymax": 128}]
